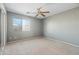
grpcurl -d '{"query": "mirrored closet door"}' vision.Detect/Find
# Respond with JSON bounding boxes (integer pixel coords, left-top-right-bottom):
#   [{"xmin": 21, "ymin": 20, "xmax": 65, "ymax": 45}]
[{"xmin": 0, "ymin": 10, "xmax": 1, "ymax": 47}]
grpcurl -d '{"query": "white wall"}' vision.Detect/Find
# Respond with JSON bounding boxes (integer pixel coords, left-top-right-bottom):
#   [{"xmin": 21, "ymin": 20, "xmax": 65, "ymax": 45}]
[
  {"xmin": 44, "ymin": 7, "xmax": 79, "ymax": 46},
  {"xmin": 7, "ymin": 12, "xmax": 43, "ymax": 42}
]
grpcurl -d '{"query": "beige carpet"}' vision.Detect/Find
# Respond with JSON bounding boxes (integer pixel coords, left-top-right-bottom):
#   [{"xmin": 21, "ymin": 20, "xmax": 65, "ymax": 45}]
[{"xmin": 0, "ymin": 37, "xmax": 79, "ymax": 55}]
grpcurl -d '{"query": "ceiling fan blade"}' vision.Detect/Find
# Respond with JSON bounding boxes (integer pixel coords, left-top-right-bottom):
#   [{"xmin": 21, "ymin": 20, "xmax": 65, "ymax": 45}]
[
  {"xmin": 37, "ymin": 7, "xmax": 42, "ymax": 10},
  {"xmin": 41, "ymin": 11, "xmax": 50, "ymax": 13},
  {"xmin": 35, "ymin": 14, "xmax": 39, "ymax": 17},
  {"xmin": 41, "ymin": 13, "xmax": 45, "ymax": 17}
]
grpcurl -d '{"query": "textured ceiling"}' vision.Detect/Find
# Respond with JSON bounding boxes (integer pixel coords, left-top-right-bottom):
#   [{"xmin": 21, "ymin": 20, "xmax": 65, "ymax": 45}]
[{"xmin": 4, "ymin": 3, "xmax": 79, "ymax": 19}]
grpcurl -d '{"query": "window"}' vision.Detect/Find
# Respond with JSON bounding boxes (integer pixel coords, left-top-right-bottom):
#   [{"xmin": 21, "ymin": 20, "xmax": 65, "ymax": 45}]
[
  {"xmin": 13, "ymin": 17, "xmax": 22, "ymax": 31},
  {"xmin": 13, "ymin": 18, "xmax": 22, "ymax": 26},
  {"xmin": 12, "ymin": 17, "xmax": 30, "ymax": 31},
  {"xmin": 22, "ymin": 19, "xmax": 30, "ymax": 31}
]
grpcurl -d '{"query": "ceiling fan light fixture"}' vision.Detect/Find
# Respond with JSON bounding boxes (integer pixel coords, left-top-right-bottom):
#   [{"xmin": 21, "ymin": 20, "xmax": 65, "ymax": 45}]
[{"xmin": 26, "ymin": 7, "xmax": 50, "ymax": 17}]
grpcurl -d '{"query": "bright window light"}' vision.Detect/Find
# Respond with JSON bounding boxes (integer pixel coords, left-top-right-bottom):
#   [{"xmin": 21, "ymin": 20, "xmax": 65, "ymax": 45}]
[
  {"xmin": 22, "ymin": 19, "xmax": 30, "ymax": 31},
  {"xmin": 12, "ymin": 17, "xmax": 30, "ymax": 31}
]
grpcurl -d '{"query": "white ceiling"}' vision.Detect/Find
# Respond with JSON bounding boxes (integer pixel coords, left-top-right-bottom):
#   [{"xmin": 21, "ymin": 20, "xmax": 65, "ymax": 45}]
[{"xmin": 4, "ymin": 3, "xmax": 79, "ymax": 19}]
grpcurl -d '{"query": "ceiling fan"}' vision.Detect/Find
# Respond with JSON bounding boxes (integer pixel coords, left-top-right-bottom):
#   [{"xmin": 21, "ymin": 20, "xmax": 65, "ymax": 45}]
[{"xmin": 26, "ymin": 7, "xmax": 50, "ymax": 17}]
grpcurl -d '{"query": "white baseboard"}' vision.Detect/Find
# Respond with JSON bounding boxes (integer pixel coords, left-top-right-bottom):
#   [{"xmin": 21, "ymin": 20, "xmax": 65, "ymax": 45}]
[
  {"xmin": 59, "ymin": 40, "xmax": 79, "ymax": 48},
  {"xmin": 46, "ymin": 37, "xmax": 79, "ymax": 48}
]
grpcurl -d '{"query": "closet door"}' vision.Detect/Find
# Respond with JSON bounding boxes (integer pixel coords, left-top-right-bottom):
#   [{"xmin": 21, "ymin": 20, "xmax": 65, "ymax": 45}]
[{"xmin": 0, "ymin": 10, "xmax": 1, "ymax": 46}]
